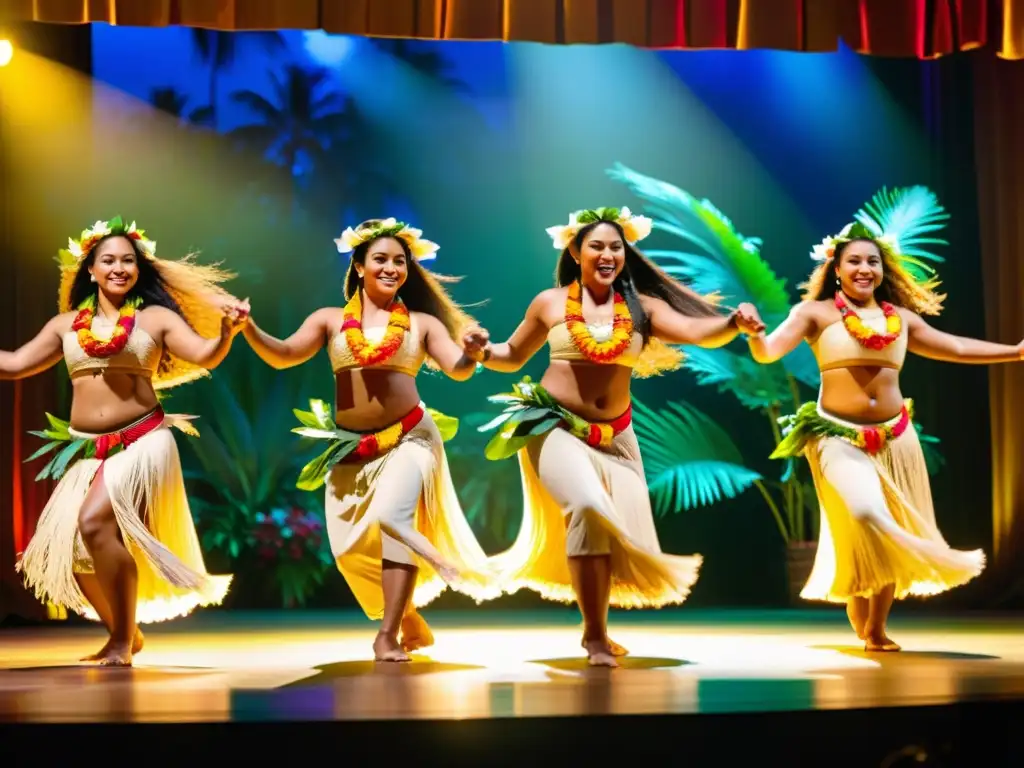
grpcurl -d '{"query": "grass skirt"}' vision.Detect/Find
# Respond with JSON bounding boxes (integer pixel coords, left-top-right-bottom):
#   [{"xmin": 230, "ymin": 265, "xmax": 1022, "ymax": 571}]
[
  {"xmin": 323, "ymin": 408, "xmax": 501, "ymax": 620},
  {"xmin": 17, "ymin": 418, "xmax": 231, "ymax": 623},
  {"xmin": 796, "ymin": 403, "xmax": 985, "ymax": 602}
]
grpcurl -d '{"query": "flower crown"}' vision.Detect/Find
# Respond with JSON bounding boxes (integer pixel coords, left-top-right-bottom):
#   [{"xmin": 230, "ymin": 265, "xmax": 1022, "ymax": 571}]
[
  {"xmin": 810, "ymin": 221, "xmax": 899, "ymax": 263},
  {"xmin": 545, "ymin": 206, "xmax": 653, "ymax": 250},
  {"xmin": 56, "ymin": 216, "xmax": 156, "ymax": 269},
  {"xmin": 334, "ymin": 218, "xmax": 438, "ymax": 261}
]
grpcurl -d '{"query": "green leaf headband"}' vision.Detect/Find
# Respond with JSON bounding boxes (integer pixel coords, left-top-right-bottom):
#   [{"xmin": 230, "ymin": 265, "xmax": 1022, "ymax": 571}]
[{"xmin": 56, "ymin": 215, "xmax": 156, "ymax": 270}]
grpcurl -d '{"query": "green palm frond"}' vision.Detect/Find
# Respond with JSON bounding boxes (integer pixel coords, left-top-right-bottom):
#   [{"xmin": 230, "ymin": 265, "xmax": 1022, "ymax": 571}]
[
  {"xmin": 632, "ymin": 398, "xmax": 761, "ymax": 516},
  {"xmin": 681, "ymin": 347, "xmax": 791, "ymax": 410},
  {"xmin": 854, "ymin": 186, "xmax": 949, "ymax": 281},
  {"xmin": 606, "ymin": 162, "xmax": 792, "ymax": 323},
  {"xmin": 913, "ymin": 422, "xmax": 945, "ymax": 476}
]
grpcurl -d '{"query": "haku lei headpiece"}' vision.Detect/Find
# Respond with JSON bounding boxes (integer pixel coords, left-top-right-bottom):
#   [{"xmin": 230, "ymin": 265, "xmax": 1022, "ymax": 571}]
[
  {"xmin": 334, "ymin": 218, "xmax": 438, "ymax": 261},
  {"xmin": 56, "ymin": 215, "xmax": 156, "ymax": 269},
  {"xmin": 808, "ymin": 186, "xmax": 949, "ymax": 284},
  {"xmin": 545, "ymin": 206, "xmax": 653, "ymax": 250}
]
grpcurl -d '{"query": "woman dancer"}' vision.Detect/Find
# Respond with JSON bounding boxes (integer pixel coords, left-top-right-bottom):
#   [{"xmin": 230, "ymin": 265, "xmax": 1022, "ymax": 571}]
[
  {"xmin": 468, "ymin": 207, "xmax": 764, "ymax": 666},
  {"xmin": 7, "ymin": 217, "xmax": 245, "ymax": 666},
  {"xmin": 749, "ymin": 213, "xmax": 1021, "ymax": 651},
  {"xmin": 242, "ymin": 218, "xmax": 499, "ymax": 662}
]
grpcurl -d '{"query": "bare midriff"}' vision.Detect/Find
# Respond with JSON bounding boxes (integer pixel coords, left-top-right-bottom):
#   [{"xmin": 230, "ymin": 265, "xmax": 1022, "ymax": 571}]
[
  {"xmin": 818, "ymin": 366, "xmax": 905, "ymax": 423},
  {"xmin": 539, "ymin": 359, "xmax": 633, "ymax": 423},
  {"xmin": 334, "ymin": 368, "xmax": 422, "ymax": 431},
  {"xmin": 69, "ymin": 373, "xmax": 160, "ymax": 433}
]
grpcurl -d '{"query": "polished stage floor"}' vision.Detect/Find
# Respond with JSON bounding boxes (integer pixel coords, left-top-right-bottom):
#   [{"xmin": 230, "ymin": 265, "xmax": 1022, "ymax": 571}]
[{"xmin": 2, "ymin": 608, "xmax": 1023, "ymax": 724}]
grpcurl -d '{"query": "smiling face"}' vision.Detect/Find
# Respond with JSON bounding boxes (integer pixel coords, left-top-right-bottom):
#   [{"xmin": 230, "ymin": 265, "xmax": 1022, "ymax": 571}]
[
  {"xmin": 576, "ymin": 222, "xmax": 626, "ymax": 290},
  {"xmin": 356, "ymin": 236, "xmax": 409, "ymax": 303},
  {"xmin": 88, "ymin": 235, "xmax": 140, "ymax": 300},
  {"xmin": 835, "ymin": 239, "xmax": 883, "ymax": 303}
]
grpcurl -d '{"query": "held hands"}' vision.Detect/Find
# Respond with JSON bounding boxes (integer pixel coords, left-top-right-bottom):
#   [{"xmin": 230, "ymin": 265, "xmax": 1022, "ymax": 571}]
[
  {"xmin": 462, "ymin": 326, "xmax": 491, "ymax": 363},
  {"xmin": 221, "ymin": 298, "xmax": 251, "ymax": 337},
  {"xmin": 733, "ymin": 302, "xmax": 766, "ymax": 336}
]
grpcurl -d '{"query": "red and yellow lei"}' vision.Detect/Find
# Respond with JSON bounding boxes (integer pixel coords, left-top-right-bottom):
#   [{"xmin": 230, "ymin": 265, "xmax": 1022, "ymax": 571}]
[
  {"xmin": 72, "ymin": 296, "xmax": 142, "ymax": 358},
  {"xmin": 835, "ymin": 293, "xmax": 901, "ymax": 351},
  {"xmin": 564, "ymin": 281, "xmax": 633, "ymax": 364},
  {"xmin": 341, "ymin": 290, "xmax": 410, "ymax": 367}
]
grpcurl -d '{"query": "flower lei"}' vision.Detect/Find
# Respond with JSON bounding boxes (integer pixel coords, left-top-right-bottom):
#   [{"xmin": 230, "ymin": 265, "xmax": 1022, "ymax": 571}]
[
  {"xmin": 564, "ymin": 281, "xmax": 633, "ymax": 364},
  {"xmin": 341, "ymin": 289, "xmax": 410, "ymax": 367},
  {"xmin": 835, "ymin": 293, "xmax": 902, "ymax": 351},
  {"xmin": 546, "ymin": 206, "xmax": 652, "ymax": 250},
  {"xmin": 72, "ymin": 294, "xmax": 143, "ymax": 358}
]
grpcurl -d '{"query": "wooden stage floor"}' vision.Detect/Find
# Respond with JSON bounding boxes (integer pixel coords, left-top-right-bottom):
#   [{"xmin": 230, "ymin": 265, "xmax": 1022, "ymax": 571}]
[{"xmin": 2, "ymin": 608, "xmax": 1023, "ymax": 764}]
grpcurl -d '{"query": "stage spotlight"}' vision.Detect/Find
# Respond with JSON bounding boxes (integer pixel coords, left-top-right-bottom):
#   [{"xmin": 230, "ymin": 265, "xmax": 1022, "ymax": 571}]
[{"xmin": 0, "ymin": 39, "xmax": 13, "ymax": 67}]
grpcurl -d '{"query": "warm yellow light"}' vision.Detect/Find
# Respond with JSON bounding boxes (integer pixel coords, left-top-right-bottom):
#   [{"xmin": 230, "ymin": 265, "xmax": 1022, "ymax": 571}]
[{"xmin": 0, "ymin": 40, "xmax": 13, "ymax": 67}]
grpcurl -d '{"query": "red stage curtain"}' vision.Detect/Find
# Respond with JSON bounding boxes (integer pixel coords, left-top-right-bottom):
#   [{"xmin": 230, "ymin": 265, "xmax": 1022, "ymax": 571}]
[{"xmin": 3, "ymin": 0, "xmax": 1024, "ymax": 58}]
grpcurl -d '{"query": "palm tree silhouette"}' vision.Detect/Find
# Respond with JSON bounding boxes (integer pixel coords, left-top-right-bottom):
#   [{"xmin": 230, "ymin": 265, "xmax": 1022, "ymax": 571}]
[
  {"xmin": 150, "ymin": 86, "xmax": 213, "ymax": 125},
  {"xmin": 370, "ymin": 39, "xmax": 468, "ymax": 92},
  {"xmin": 191, "ymin": 29, "xmax": 286, "ymax": 128},
  {"xmin": 228, "ymin": 64, "xmax": 382, "ymax": 222}
]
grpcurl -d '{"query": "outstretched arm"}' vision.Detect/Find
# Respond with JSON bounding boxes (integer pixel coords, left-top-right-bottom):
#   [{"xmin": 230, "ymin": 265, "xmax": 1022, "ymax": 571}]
[
  {"xmin": 747, "ymin": 303, "xmax": 815, "ymax": 364},
  {"xmin": 419, "ymin": 314, "xmax": 481, "ymax": 382},
  {"xmin": 0, "ymin": 315, "xmax": 66, "ymax": 380},
  {"xmin": 906, "ymin": 312, "xmax": 1023, "ymax": 364},
  {"xmin": 644, "ymin": 297, "xmax": 764, "ymax": 348},
  {"xmin": 154, "ymin": 302, "xmax": 248, "ymax": 370},
  {"xmin": 242, "ymin": 308, "xmax": 333, "ymax": 370},
  {"xmin": 475, "ymin": 293, "xmax": 551, "ymax": 373}
]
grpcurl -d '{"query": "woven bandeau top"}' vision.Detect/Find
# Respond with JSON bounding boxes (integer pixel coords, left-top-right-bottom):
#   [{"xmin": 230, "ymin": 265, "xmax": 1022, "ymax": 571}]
[
  {"xmin": 63, "ymin": 317, "xmax": 161, "ymax": 379},
  {"xmin": 811, "ymin": 312, "xmax": 908, "ymax": 372},
  {"xmin": 328, "ymin": 315, "xmax": 425, "ymax": 377},
  {"xmin": 547, "ymin": 321, "xmax": 643, "ymax": 368}
]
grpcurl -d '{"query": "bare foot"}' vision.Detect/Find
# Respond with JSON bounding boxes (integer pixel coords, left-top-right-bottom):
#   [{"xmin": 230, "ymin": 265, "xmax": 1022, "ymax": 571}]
[
  {"xmin": 400, "ymin": 611, "xmax": 434, "ymax": 653},
  {"xmin": 583, "ymin": 635, "xmax": 629, "ymax": 657},
  {"xmin": 373, "ymin": 632, "xmax": 411, "ymax": 662},
  {"xmin": 582, "ymin": 637, "xmax": 619, "ymax": 668},
  {"xmin": 864, "ymin": 631, "xmax": 901, "ymax": 652},
  {"xmin": 94, "ymin": 640, "xmax": 134, "ymax": 667},
  {"xmin": 846, "ymin": 604, "xmax": 866, "ymax": 640},
  {"xmin": 81, "ymin": 628, "xmax": 144, "ymax": 662}
]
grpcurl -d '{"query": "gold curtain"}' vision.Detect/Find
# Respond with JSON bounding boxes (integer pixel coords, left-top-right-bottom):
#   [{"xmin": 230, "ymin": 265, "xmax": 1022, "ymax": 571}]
[
  {"xmin": 972, "ymin": 54, "xmax": 1024, "ymax": 574},
  {"xmin": 4, "ymin": 0, "xmax": 1024, "ymax": 58}
]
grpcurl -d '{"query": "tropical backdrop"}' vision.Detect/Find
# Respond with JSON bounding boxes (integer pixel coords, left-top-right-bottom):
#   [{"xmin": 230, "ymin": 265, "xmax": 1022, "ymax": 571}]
[{"xmin": 24, "ymin": 27, "xmax": 991, "ymax": 609}]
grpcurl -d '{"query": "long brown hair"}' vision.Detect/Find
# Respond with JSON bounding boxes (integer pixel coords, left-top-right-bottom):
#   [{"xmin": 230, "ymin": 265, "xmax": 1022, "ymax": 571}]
[
  {"xmin": 556, "ymin": 220, "xmax": 723, "ymax": 376},
  {"xmin": 800, "ymin": 235, "xmax": 945, "ymax": 315}
]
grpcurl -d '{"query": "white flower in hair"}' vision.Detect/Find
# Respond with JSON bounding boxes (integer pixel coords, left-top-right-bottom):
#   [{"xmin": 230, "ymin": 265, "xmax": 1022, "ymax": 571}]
[
  {"xmin": 545, "ymin": 206, "xmax": 653, "ymax": 250},
  {"xmin": 334, "ymin": 217, "xmax": 439, "ymax": 261}
]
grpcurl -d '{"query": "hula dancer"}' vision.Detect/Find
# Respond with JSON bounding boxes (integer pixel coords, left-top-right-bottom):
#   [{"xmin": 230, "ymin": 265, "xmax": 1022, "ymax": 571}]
[
  {"xmin": 747, "ymin": 189, "xmax": 1022, "ymax": 651},
  {"xmin": 466, "ymin": 207, "xmax": 764, "ymax": 666},
  {"xmin": 242, "ymin": 219, "xmax": 500, "ymax": 662},
  {"xmin": 8, "ymin": 217, "xmax": 245, "ymax": 666}
]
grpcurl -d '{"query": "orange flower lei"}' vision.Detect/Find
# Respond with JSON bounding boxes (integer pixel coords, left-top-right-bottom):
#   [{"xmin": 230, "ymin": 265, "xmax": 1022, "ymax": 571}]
[
  {"xmin": 341, "ymin": 290, "xmax": 410, "ymax": 367},
  {"xmin": 564, "ymin": 281, "xmax": 633, "ymax": 364},
  {"xmin": 71, "ymin": 296, "xmax": 142, "ymax": 358},
  {"xmin": 835, "ymin": 293, "xmax": 902, "ymax": 350}
]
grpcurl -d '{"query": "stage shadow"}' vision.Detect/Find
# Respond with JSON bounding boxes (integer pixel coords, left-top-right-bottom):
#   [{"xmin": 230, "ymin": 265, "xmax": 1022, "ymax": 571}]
[
  {"xmin": 285, "ymin": 659, "xmax": 484, "ymax": 685},
  {"xmin": 529, "ymin": 657, "xmax": 689, "ymax": 672},
  {"xmin": 812, "ymin": 645, "xmax": 1001, "ymax": 661}
]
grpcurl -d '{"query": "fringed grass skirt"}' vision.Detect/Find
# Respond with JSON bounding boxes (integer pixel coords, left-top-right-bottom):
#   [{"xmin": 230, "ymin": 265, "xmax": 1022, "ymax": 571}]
[
  {"xmin": 17, "ymin": 410, "xmax": 232, "ymax": 623},
  {"xmin": 777, "ymin": 401, "xmax": 985, "ymax": 602},
  {"xmin": 304, "ymin": 403, "xmax": 500, "ymax": 620},
  {"xmin": 481, "ymin": 379, "xmax": 702, "ymax": 609}
]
